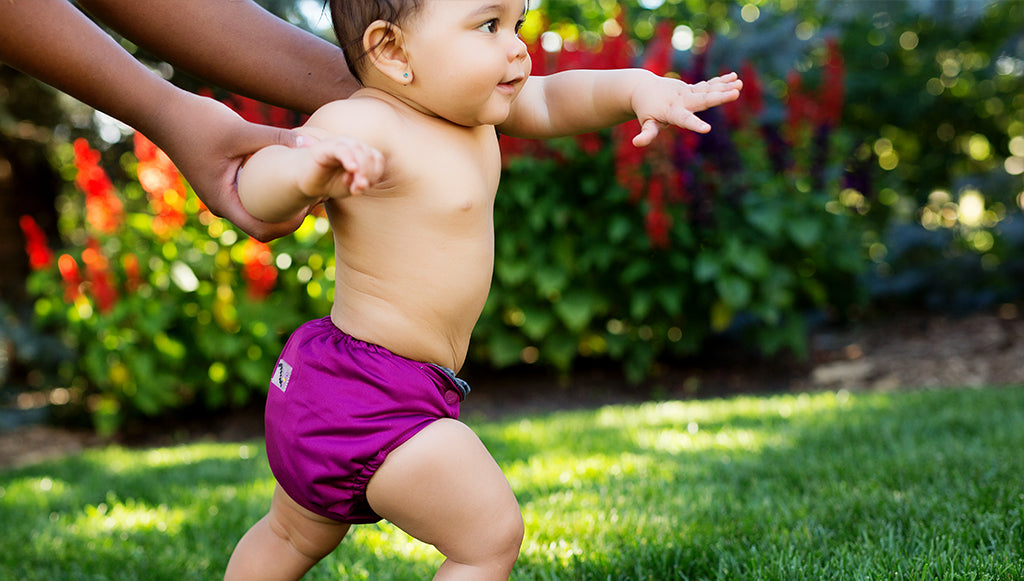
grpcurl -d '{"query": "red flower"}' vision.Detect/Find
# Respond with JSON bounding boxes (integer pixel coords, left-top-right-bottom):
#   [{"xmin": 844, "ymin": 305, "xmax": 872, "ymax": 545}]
[
  {"xmin": 645, "ymin": 204, "xmax": 672, "ymax": 249},
  {"xmin": 57, "ymin": 254, "xmax": 83, "ymax": 302},
  {"xmin": 82, "ymin": 239, "xmax": 118, "ymax": 313},
  {"xmin": 241, "ymin": 238, "xmax": 278, "ymax": 299},
  {"xmin": 614, "ymin": 121, "xmax": 646, "ymax": 202},
  {"xmin": 73, "ymin": 138, "xmax": 123, "ymax": 234},
  {"xmin": 819, "ymin": 37, "xmax": 845, "ymax": 127},
  {"xmin": 134, "ymin": 133, "xmax": 187, "ymax": 239},
  {"xmin": 528, "ymin": 39, "xmax": 548, "ymax": 77},
  {"xmin": 599, "ymin": 15, "xmax": 634, "ymax": 71},
  {"xmin": 724, "ymin": 61, "xmax": 763, "ymax": 129},
  {"xmin": 224, "ymin": 94, "xmax": 300, "ymax": 128},
  {"xmin": 641, "ymin": 22, "xmax": 675, "ymax": 77},
  {"xmin": 785, "ymin": 38, "xmax": 846, "ymax": 133},
  {"xmin": 19, "ymin": 215, "xmax": 53, "ymax": 270},
  {"xmin": 122, "ymin": 253, "xmax": 143, "ymax": 293}
]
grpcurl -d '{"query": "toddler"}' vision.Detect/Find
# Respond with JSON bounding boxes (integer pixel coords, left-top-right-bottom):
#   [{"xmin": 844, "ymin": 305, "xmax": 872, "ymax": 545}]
[{"xmin": 226, "ymin": 1, "xmax": 741, "ymax": 579}]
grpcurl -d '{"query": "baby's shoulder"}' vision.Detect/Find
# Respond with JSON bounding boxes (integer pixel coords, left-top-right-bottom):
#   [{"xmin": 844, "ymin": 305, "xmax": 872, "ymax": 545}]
[{"xmin": 303, "ymin": 93, "xmax": 403, "ymax": 148}]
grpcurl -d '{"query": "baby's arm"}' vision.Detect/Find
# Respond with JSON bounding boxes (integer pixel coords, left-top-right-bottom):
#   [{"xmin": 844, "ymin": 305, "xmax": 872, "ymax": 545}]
[
  {"xmin": 500, "ymin": 69, "xmax": 742, "ymax": 145},
  {"xmin": 237, "ymin": 134, "xmax": 384, "ymax": 223}
]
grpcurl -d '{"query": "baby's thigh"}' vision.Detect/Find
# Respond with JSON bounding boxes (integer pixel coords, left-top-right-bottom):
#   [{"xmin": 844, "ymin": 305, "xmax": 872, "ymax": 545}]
[{"xmin": 366, "ymin": 419, "xmax": 523, "ymax": 560}]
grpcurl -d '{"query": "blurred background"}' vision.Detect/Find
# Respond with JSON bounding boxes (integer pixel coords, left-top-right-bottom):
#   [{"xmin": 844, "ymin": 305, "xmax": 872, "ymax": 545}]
[{"xmin": 1, "ymin": 0, "xmax": 1023, "ymax": 435}]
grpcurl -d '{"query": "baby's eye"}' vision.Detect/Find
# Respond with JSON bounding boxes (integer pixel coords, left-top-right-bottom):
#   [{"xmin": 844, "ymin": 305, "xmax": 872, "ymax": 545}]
[{"xmin": 478, "ymin": 19, "xmax": 498, "ymax": 33}]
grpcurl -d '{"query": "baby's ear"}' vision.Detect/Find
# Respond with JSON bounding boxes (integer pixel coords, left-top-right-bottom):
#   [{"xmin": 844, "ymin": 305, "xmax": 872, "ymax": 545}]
[{"xmin": 363, "ymin": 20, "xmax": 412, "ymax": 85}]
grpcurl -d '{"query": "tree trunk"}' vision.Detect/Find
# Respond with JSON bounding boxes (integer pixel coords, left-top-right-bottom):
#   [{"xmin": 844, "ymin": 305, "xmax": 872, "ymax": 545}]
[{"xmin": 0, "ymin": 67, "xmax": 62, "ymax": 305}]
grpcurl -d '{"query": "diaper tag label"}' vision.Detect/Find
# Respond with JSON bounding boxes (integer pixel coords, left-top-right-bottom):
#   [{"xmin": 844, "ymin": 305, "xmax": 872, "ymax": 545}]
[{"xmin": 272, "ymin": 360, "xmax": 292, "ymax": 393}]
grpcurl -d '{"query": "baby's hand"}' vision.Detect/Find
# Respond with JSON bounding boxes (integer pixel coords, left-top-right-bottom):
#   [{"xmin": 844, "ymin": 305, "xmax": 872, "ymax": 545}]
[
  {"xmin": 295, "ymin": 136, "xmax": 384, "ymax": 199},
  {"xmin": 631, "ymin": 72, "xmax": 743, "ymax": 147}
]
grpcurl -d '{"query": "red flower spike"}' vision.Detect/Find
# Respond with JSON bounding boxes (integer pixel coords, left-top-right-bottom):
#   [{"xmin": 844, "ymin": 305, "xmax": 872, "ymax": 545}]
[
  {"xmin": 819, "ymin": 37, "xmax": 845, "ymax": 127},
  {"xmin": 724, "ymin": 62, "xmax": 763, "ymax": 129},
  {"xmin": 645, "ymin": 204, "xmax": 672, "ymax": 249},
  {"xmin": 241, "ymin": 238, "xmax": 278, "ymax": 300},
  {"xmin": 72, "ymin": 138, "xmax": 123, "ymax": 234},
  {"xmin": 134, "ymin": 133, "xmax": 188, "ymax": 240},
  {"xmin": 123, "ymin": 253, "xmax": 143, "ymax": 293},
  {"xmin": 641, "ymin": 21, "xmax": 675, "ymax": 76},
  {"xmin": 19, "ymin": 215, "xmax": 53, "ymax": 270},
  {"xmin": 58, "ymin": 254, "xmax": 83, "ymax": 302},
  {"xmin": 82, "ymin": 239, "xmax": 118, "ymax": 313}
]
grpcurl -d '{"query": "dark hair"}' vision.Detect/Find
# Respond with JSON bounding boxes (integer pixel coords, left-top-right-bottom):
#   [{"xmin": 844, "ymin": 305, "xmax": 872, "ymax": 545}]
[{"xmin": 328, "ymin": 0, "xmax": 424, "ymax": 85}]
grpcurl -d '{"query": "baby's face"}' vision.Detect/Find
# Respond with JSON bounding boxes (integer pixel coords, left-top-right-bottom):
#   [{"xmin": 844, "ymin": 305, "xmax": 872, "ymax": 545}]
[{"xmin": 398, "ymin": 0, "xmax": 531, "ymax": 126}]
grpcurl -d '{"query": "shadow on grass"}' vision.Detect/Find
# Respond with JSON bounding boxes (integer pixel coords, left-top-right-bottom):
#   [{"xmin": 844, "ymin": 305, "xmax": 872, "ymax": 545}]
[{"xmin": 2, "ymin": 387, "xmax": 1023, "ymax": 580}]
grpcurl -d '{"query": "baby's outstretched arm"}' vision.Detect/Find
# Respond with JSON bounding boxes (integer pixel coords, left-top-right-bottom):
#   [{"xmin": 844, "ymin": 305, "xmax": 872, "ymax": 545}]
[
  {"xmin": 629, "ymin": 72, "xmax": 742, "ymax": 146},
  {"xmin": 238, "ymin": 135, "xmax": 384, "ymax": 223},
  {"xmin": 501, "ymin": 69, "xmax": 741, "ymax": 144}
]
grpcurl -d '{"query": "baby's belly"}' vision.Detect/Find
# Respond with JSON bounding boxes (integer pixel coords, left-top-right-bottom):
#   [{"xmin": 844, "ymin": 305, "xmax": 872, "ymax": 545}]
[{"xmin": 329, "ymin": 260, "xmax": 492, "ymax": 372}]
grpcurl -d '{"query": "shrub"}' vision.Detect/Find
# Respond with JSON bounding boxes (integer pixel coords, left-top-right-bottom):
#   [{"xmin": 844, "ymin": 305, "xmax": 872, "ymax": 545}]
[
  {"xmin": 20, "ymin": 21, "xmax": 871, "ymax": 430},
  {"xmin": 478, "ymin": 26, "xmax": 869, "ymax": 381},
  {"xmin": 23, "ymin": 134, "xmax": 334, "ymax": 434}
]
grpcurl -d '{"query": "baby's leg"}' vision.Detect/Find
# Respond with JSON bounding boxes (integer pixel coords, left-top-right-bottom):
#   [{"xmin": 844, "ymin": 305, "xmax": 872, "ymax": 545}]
[
  {"xmin": 367, "ymin": 418, "xmax": 524, "ymax": 580},
  {"xmin": 224, "ymin": 484, "xmax": 350, "ymax": 581}
]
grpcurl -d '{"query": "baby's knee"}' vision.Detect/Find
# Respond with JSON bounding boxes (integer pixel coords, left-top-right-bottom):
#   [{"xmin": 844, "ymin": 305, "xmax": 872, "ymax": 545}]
[{"xmin": 489, "ymin": 503, "xmax": 526, "ymax": 565}]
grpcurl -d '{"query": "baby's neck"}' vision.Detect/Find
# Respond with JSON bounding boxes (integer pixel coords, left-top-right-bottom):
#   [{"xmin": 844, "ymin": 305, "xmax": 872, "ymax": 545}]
[{"xmin": 355, "ymin": 85, "xmax": 447, "ymax": 124}]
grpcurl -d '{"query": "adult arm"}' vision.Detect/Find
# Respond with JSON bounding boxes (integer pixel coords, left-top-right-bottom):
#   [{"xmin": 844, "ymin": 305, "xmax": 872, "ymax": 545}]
[
  {"xmin": 0, "ymin": 0, "xmax": 355, "ymax": 240},
  {"xmin": 500, "ymin": 69, "xmax": 742, "ymax": 145},
  {"xmin": 75, "ymin": 0, "xmax": 358, "ymax": 114}
]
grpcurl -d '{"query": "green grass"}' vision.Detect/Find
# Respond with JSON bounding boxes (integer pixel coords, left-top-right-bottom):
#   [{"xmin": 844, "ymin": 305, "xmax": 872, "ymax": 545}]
[{"xmin": 2, "ymin": 386, "xmax": 1023, "ymax": 580}]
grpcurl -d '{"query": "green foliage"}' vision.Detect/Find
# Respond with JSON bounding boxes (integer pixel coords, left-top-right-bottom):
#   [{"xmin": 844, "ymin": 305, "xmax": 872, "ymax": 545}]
[
  {"xmin": 479, "ymin": 125, "xmax": 866, "ymax": 382},
  {"xmin": 2, "ymin": 387, "xmax": 1023, "ymax": 579},
  {"xmin": 20, "ymin": 1, "xmax": 1024, "ymax": 429},
  {"xmin": 25, "ymin": 140, "xmax": 334, "ymax": 433},
  {"xmin": 22, "ymin": 4, "xmax": 876, "ymax": 431}
]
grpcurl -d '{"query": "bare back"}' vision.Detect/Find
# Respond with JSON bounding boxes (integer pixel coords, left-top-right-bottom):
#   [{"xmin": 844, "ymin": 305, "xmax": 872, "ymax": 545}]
[{"xmin": 306, "ymin": 89, "xmax": 501, "ymax": 371}]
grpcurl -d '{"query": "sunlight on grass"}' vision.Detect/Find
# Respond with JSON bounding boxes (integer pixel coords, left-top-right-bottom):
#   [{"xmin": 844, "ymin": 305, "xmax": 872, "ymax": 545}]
[
  {"xmin": 141, "ymin": 443, "xmax": 258, "ymax": 468},
  {"xmin": 0, "ymin": 475, "xmax": 74, "ymax": 509},
  {"xmin": 71, "ymin": 498, "xmax": 185, "ymax": 536},
  {"xmin": 2, "ymin": 388, "xmax": 1022, "ymax": 580},
  {"xmin": 481, "ymin": 391, "xmax": 878, "ymax": 575}
]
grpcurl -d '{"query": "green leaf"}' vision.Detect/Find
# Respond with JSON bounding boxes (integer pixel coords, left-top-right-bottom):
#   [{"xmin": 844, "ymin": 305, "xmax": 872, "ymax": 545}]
[
  {"xmin": 694, "ymin": 252, "xmax": 721, "ymax": 283},
  {"xmin": 716, "ymin": 275, "xmax": 752, "ymax": 309},
  {"xmin": 727, "ymin": 241, "xmax": 770, "ymax": 279},
  {"xmin": 488, "ymin": 332, "xmax": 526, "ymax": 368},
  {"xmin": 495, "ymin": 258, "xmax": 530, "ymax": 285},
  {"xmin": 745, "ymin": 202, "xmax": 784, "ymax": 236},
  {"xmin": 788, "ymin": 217, "xmax": 823, "ymax": 249},
  {"xmin": 534, "ymin": 266, "xmax": 570, "ymax": 296},
  {"xmin": 655, "ymin": 285, "xmax": 684, "ymax": 317},
  {"xmin": 621, "ymin": 261, "xmax": 652, "ymax": 284},
  {"xmin": 521, "ymin": 306, "xmax": 555, "ymax": 341},
  {"xmin": 554, "ymin": 290, "xmax": 597, "ymax": 333},
  {"xmin": 608, "ymin": 215, "xmax": 633, "ymax": 244},
  {"xmin": 630, "ymin": 291, "xmax": 653, "ymax": 319},
  {"xmin": 542, "ymin": 332, "xmax": 578, "ymax": 371}
]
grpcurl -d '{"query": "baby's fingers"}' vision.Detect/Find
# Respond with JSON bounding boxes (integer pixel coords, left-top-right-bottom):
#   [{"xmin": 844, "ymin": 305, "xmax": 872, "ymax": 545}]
[
  {"xmin": 346, "ymin": 145, "xmax": 385, "ymax": 196},
  {"xmin": 319, "ymin": 141, "xmax": 384, "ymax": 195},
  {"xmin": 632, "ymin": 119, "xmax": 663, "ymax": 148}
]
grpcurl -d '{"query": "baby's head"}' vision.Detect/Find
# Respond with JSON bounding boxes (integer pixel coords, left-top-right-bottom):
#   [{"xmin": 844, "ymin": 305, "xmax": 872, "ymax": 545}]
[{"xmin": 329, "ymin": 0, "xmax": 424, "ymax": 85}]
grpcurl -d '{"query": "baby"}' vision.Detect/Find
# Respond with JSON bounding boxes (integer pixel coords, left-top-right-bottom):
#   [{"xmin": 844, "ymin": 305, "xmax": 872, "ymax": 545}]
[{"xmin": 226, "ymin": 1, "xmax": 741, "ymax": 579}]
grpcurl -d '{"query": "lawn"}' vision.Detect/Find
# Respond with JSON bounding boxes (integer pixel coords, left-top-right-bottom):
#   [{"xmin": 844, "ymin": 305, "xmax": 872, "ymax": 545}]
[{"xmin": 1, "ymin": 386, "xmax": 1022, "ymax": 580}]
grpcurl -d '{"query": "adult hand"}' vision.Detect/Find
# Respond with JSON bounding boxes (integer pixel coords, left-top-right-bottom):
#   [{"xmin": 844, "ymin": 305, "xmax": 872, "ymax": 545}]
[{"xmin": 146, "ymin": 95, "xmax": 315, "ymax": 242}]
